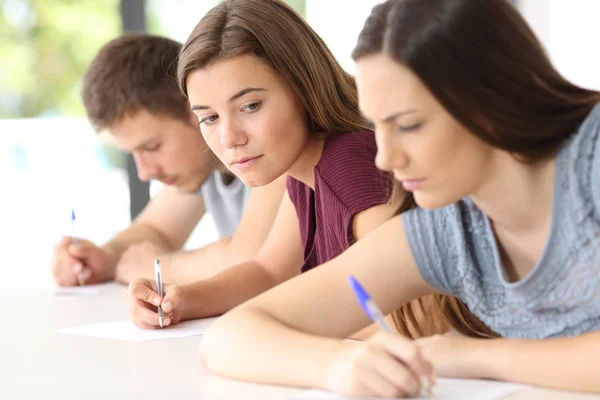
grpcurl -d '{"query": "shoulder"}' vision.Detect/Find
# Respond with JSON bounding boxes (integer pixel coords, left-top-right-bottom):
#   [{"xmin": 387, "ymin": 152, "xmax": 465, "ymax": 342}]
[
  {"xmin": 563, "ymin": 103, "xmax": 600, "ymax": 216},
  {"xmin": 401, "ymin": 199, "xmax": 488, "ymax": 294},
  {"xmin": 317, "ymin": 131, "xmax": 393, "ymax": 212}
]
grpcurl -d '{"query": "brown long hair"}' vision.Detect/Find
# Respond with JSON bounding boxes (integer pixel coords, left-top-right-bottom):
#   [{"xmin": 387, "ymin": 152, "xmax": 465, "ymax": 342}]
[
  {"xmin": 353, "ymin": 0, "xmax": 600, "ymax": 338},
  {"xmin": 177, "ymin": 0, "xmax": 368, "ymax": 136}
]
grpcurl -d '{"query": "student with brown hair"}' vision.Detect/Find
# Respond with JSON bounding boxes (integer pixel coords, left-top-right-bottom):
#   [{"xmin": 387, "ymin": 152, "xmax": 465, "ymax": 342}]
[
  {"xmin": 124, "ymin": 0, "xmax": 411, "ymax": 333},
  {"xmin": 51, "ymin": 33, "xmax": 285, "ymax": 287},
  {"xmin": 199, "ymin": 0, "xmax": 600, "ymax": 397}
]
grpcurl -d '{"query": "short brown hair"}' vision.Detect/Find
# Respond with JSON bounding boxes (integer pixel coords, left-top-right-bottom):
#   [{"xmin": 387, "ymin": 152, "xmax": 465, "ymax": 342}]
[
  {"xmin": 177, "ymin": 0, "xmax": 369, "ymax": 137},
  {"xmin": 82, "ymin": 33, "xmax": 190, "ymax": 131}
]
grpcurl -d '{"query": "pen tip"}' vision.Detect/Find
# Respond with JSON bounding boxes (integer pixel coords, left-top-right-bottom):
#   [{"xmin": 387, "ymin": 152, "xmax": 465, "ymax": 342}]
[{"xmin": 159, "ymin": 316, "xmax": 164, "ymax": 328}]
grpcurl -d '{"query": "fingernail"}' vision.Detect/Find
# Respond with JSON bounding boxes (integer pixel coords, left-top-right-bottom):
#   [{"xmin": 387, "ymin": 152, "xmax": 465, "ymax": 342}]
[
  {"xmin": 162, "ymin": 302, "xmax": 172, "ymax": 312},
  {"xmin": 153, "ymin": 297, "xmax": 161, "ymax": 306},
  {"xmin": 82, "ymin": 269, "xmax": 92, "ymax": 280},
  {"xmin": 164, "ymin": 318, "xmax": 171, "ymax": 326},
  {"xmin": 72, "ymin": 263, "xmax": 82, "ymax": 273}
]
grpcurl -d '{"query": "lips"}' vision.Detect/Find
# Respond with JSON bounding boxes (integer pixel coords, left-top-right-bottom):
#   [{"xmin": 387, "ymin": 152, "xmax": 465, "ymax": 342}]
[{"xmin": 231, "ymin": 155, "xmax": 263, "ymax": 166}]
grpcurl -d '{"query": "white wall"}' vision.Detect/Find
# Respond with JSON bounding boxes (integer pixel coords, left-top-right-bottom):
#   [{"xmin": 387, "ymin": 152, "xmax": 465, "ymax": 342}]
[
  {"xmin": 306, "ymin": 0, "xmax": 383, "ymax": 74},
  {"xmin": 520, "ymin": 0, "xmax": 600, "ymax": 90}
]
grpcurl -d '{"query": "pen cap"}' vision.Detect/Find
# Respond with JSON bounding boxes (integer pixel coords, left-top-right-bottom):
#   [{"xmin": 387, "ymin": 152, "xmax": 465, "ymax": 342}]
[{"xmin": 348, "ymin": 275, "xmax": 374, "ymax": 321}]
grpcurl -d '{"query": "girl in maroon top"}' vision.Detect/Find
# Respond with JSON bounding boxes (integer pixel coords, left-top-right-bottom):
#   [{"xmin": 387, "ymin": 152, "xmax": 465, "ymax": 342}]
[{"xmin": 125, "ymin": 0, "xmax": 432, "ymax": 334}]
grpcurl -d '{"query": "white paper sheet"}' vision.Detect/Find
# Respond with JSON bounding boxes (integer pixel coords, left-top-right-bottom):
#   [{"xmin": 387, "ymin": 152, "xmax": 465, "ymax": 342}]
[
  {"xmin": 53, "ymin": 282, "xmax": 123, "ymax": 296},
  {"xmin": 54, "ymin": 318, "xmax": 217, "ymax": 342},
  {"xmin": 293, "ymin": 378, "xmax": 527, "ymax": 399}
]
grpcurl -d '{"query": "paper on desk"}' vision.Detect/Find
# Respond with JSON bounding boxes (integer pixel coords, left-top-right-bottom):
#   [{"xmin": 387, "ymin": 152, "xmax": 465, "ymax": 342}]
[
  {"xmin": 54, "ymin": 318, "xmax": 217, "ymax": 342},
  {"xmin": 292, "ymin": 378, "xmax": 527, "ymax": 399},
  {"xmin": 53, "ymin": 282, "xmax": 123, "ymax": 296}
]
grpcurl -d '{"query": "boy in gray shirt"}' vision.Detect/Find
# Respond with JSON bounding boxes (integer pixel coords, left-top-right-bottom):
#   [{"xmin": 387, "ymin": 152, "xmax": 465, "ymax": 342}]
[{"xmin": 51, "ymin": 33, "xmax": 284, "ymax": 286}]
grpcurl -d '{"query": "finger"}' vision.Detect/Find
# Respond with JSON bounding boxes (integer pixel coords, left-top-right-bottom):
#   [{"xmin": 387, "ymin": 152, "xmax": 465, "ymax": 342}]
[
  {"xmin": 129, "ymin": 280, "xmax": 161, "ymax": 305},
  {"xmin": 363, "ymin": 348, "xmax": 420, "ymax": 397},
  {"xmin": 358, "ymin": 363, "xmax": 410, "ymax": 398},
  {"xmin": 131, "ymin": 299, "xmax": 164, "ymax": 327},
  {"xmin": 380, "ymin": 333, "xmax": 434, "ymax": 379},
  {"xmin": 55, "ymin": 236, "xmax": 74, "ymax": 251}
]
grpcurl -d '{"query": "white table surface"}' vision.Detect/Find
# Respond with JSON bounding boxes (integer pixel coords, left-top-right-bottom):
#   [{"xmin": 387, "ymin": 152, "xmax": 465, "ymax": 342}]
[{"xmin": 1, "ymin": 284, "xmax": 598, "ymax": 400}]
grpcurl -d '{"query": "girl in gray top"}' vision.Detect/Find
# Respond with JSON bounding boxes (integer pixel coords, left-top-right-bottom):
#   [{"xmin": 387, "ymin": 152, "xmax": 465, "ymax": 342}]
[{"xmin": 197, "ymin": 0, "xmax": 600, "ymax": 397}]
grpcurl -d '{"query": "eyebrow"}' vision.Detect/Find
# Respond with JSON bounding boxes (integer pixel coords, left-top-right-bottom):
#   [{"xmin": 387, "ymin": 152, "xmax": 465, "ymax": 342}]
[
  {"xmin": 191, "ymin": 87, "xmax": 267, "ymax": 111},
  {"xmin": 380, "ymin": 109, "xmax": 418, "ymax": 123},
  {"xmin": 132, "ymin": 139, "xmax": 158, "ymax": 151}
]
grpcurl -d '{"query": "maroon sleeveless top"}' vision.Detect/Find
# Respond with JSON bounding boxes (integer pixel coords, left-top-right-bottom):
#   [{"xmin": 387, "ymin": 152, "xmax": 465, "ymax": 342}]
[{"xmin": 287, "ymin": 131, "xmax": 393, "ymax": 273}]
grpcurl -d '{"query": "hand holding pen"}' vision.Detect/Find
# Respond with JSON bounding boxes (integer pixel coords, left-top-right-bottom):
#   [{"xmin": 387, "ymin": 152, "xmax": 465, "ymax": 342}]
[
  {"xmin": 126, "ymin": 261, "xmax": 187, "ymax": 329},
  {"xmin": 323, "ymin": 275, "xmax": 435, "ymax": 398},
  {"xmin": 71, "ymin": 209, "xmax": 86, "ymax": 286}
]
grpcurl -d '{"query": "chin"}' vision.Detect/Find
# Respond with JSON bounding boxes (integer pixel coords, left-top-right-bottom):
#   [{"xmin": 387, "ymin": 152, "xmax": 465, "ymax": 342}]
[
  {"xmin": 412, "ymin": 191, "xmax": 457, "ymax": 210},
  {"xmin": 237, "ymin": 172, "xmax": 276, "ymax": 188}
]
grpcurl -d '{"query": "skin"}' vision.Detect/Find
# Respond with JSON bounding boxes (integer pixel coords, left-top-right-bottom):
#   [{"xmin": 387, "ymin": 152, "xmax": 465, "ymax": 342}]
[
  {"xmin": 125, "ymin": 54, "xmax": 397, "ymax": 340},
  {"xmin": 194, "ymin": 53, "xmax": 599, "ymax": 397},
  {"xmin": 52, "ymin": 108, "xmax": 285, "ymax": 287}
]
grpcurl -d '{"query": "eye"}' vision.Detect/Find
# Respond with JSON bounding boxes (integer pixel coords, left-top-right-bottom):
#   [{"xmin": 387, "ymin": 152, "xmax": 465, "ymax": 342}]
[
  {"xmin": 199, "ymin": 114, "xmax": 219, "ymax": 126},
  {"xmin": 145, "ymin": 143, "xmax": 161, "ymax": 152},
  {"xmin": 398, "ymin": 123, "xmax": 422, "ymax": 133},
  {"xmin": 242, "ymin": 102, "xmax": 261, "ymax": 112}
]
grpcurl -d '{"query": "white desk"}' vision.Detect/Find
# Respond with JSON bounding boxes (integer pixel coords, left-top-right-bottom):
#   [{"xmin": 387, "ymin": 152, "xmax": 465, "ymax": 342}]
[{"xmin": 1, "ymin": 285, "xmax": 598, "ymax": 400}]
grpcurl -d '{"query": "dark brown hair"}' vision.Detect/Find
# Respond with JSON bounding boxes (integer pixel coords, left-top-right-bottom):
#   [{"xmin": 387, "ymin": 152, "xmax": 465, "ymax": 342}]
[
  {"xmin": 82, "ymin": 33, "xmax": 189, "ymax": 131},
  {"xmin": 353, "ymin": 0, "xmax": 600, "ymax": 338},
  {"xmin": 177, "ymin": 0, "xmax": 369, "ymax": 136}
]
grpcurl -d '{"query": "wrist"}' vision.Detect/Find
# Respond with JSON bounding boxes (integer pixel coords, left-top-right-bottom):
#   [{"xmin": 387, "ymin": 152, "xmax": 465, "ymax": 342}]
[
  {"xmin": 99, "ymin": 244, "xmax": 120, "ymax": 279},
  {"xmin": 320, "ymin": 341, "xmax": 360, "ymax": 392},
  {"xmin": 464, "ymin": 338, "xmax": 500, "ymax": 379}
]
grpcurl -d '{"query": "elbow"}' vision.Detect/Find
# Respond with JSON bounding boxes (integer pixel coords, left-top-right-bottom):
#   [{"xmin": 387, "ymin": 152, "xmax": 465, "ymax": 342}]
[
  {"xmin": 198, "ymin": 321, "xmax": 226, "ymax": 375},
  {"xmin": 198, "ymin": 310, "xmax": 242, "ymax": 376}
]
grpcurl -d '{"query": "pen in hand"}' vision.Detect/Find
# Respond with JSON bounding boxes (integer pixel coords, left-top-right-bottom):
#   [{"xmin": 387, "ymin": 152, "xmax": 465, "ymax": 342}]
[
  {"xmin": 348, "ymin": 275, "xmax": 434, "ymax": 397},
  {"xmin": 71, "ymin": 208, "xmax": 85, "ymax": 286},
  {"xmin": 155, "ymin": 259, "xmax": 164, "ymax": 328}
]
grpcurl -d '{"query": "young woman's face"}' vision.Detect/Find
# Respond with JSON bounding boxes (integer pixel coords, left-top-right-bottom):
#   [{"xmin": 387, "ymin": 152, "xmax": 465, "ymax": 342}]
[
  {"xmin": 186, "ymin": 54, "xmax": 310, "ymax": 187},
  {"xmin": 355, "ymin": 53, "xmax": 496, "ymax": 209}
]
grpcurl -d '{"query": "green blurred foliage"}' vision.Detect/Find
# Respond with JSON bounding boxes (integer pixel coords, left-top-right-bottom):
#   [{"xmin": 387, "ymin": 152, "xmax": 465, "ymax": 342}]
[{"xmin": 0, "ymin": 0, "xmax": 120, "ymax": 118}]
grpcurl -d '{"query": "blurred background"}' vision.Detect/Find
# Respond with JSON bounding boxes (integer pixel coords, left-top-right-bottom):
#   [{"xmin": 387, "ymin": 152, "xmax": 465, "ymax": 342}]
[{"xmin": 1, "ymin": 0, "xmax": 599, "ymax": 288}]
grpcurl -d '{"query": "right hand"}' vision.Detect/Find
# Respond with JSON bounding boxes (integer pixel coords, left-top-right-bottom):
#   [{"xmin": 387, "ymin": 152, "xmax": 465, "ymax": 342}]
[
  {"xmin": 126, "ymin": 278, "xmax": 186, "ymax": 329},
  {"xmin": 323, "ymin": 331, "xmax": 436, "ymax": 398},
  {"xmin": 51, "ymin": 236, "xmax": 114, "ymax": 286}
]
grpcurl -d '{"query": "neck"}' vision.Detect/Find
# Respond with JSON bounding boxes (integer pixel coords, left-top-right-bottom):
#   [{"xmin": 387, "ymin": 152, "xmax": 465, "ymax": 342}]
[
  {"xmin": 286, "ymin": 136, "xmax": 325, "ymax": 189},
  {"xmin": 470, "ymin": 153, "xmax": 556, "ymax": 235}
]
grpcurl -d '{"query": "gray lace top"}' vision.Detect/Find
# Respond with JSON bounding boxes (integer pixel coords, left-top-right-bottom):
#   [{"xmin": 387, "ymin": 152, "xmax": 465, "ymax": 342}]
[{"xmin": 403, "ymin": 103, "xmax": 600, "ymax": 339}]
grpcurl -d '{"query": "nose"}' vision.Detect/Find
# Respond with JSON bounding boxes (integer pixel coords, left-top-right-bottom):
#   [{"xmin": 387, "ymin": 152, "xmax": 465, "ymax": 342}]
[
  {"xmin": 374, "ymin": 128, "xmax": 408, "ymax": 172},
  {"xmin": 133, "ymin": 153, "xmax": 158, "ymax": 182},
  {"xmin": 218, "ymin": 119, "xmax": 248, "ymax": 149}
]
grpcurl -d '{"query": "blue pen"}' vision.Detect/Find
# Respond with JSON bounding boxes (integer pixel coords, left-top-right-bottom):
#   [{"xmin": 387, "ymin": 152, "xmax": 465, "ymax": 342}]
[
  {"xmin": 348, "ymin": 275, "xmax": 433, "ymax": 396},
  {"xmin": 71, "ymin": 209, "xmax": 85, "ymax": 286}
]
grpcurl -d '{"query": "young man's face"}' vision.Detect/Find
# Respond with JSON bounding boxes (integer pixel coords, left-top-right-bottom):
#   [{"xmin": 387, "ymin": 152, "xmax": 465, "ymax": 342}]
[{"xmin": 110, "ymin": 109, "xmax": 215, "ymax": 193}]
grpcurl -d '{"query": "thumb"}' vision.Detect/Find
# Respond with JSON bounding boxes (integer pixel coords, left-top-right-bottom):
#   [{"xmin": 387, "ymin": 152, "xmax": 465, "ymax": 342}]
[
  {"xmin": 67, "ymin": 240, "xmax": 97, "ymax": 259},
  {"xmin": 161, "ymin": 285, "xmax": 183, "ymax": 313}
]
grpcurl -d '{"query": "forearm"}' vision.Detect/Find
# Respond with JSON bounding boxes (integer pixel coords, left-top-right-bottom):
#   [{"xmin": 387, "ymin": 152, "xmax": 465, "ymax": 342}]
[
  {"xmin": 180, "ymin": 260, "xmax": 279, "ymax": 319},
  {"xmin": 165, "ymin": 237, "xmax": 239, "ymax": 283},
  {"xmin": 103, "ymin": 223, "xmax": 175, "ymax": 272},
  {"xmin": 200, "ymin": 307, "xmax": 350, "ymax": 388},
  {"xmin": 472, "ymin": 332, "xmax": 600, "ymax": 392}
]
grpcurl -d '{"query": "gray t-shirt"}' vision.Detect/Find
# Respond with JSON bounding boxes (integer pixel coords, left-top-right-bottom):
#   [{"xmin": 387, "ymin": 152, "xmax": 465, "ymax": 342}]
[
  {"xmin": 403, "ymin": 102, "xmax": 600, "ymax": 339},
  {"xmin": 198, "ymin": 171, "xmax": 251, "ymax": 238}
]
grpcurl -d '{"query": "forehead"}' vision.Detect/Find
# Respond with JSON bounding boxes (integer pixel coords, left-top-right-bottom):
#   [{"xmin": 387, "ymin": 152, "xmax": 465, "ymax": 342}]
[
  {"xmin": 354, "ymin": 54, "xmax": 427, "ymax": 119},
  {"xmin": 186, "ymin": 54, "xmax": 280, "ymax": 99},
  {"xmin": 109, "ymin": 110, "xmax": 178, "ymax": 148}
]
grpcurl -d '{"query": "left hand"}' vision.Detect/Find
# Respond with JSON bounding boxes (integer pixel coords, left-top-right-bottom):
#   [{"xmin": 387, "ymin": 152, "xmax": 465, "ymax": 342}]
[
  {"xmin": 415, "ymin": 333, "xmax": 485, "ymax": 379},
  {"xmin": 115, "ymin": 241, "xmax": 170, "ymax": 283}
]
